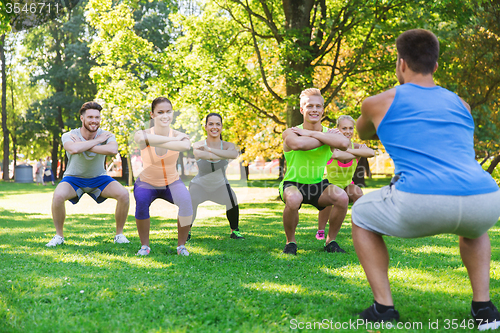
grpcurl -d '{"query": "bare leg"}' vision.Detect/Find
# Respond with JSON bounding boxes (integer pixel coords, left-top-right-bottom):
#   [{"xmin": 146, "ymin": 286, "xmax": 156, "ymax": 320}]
[
  {"xmin": 51, "ymin": 182, "xmax": 78, "ymax": 238},
  {"xmin": 136, "ymin": 218, "xmax": 151, "ymax": 246},
  {"xmin": 101, "ymin": 181, "xmax": 130, "ymax": 235},
  {"xmin": 282, "ymin": 187, "xmax": 303, "ymax": 244},
  {"xmin": 460, "ymin": 233, "xmax": 491, "ymax": 302},
  {"xmin": 352, "ymin": 222, "xmax": 393, "ymax": 306},
  {"xmin": 177, "ymin": 216, "xmax": 192, "ymax": 246},
  {"xmin": 345, "ymin": 184, "xmax": 364, "ymax": 203},
  {"xmin": 318, "ymin": 206, "xmax": 330, "ymax": 231},
  {"xmin": 318, "ymin": 185, "xmax": 348, "ymax": 245}
]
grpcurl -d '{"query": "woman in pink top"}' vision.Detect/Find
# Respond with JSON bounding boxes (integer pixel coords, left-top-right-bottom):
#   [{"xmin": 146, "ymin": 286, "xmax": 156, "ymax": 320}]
[{"xmin": 133, "ymin": 97, "xmax": 193, "ymax": 256}]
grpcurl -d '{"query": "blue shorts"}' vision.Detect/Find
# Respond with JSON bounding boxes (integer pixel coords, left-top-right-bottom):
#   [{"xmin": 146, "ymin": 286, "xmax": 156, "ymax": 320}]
[
  {"xmin": 134, "ymin": 178, "xmax": 193, "ymax": 219},
  {"xmin": 61, "ymin": 175, "xmax": 116, "ymax": 204}
]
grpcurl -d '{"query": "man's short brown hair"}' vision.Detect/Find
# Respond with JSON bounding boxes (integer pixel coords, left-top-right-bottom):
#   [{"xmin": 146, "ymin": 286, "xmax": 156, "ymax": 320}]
[
  {"xmin": 79, "ymin": 101, "xmax": 103, "ymax": 115},
  {"xmin": 396, "ymin": 29, "xmax": 439, "ymax": 75}
]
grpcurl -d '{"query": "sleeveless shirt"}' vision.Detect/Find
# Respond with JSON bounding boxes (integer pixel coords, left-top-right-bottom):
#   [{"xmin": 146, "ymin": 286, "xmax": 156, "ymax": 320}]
[
  {"xmin": 377, "ymin": 83, "xmax": 498, "ymax": 195},
  {"xmin": 138, "ymin": 128, "xmax": 180, "ymax": 187}
]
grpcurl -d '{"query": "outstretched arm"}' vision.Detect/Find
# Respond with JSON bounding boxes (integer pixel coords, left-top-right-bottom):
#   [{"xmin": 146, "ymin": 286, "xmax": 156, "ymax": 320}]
[
  {"xmin": 346, "ymin": 143, "xmax": 375, "ymax": 158},
  {"xmin": 283, "ymin": 128, "xmax": 323, "ymax": 152},
  {"xmin": 197, "ymin": 143, "xmax": 238, "ymax": 159},
  {"xmin": 87, "ymin": 141, "xmax": 119, "ymax": 156},
  {"xmin": 291, "ymin": 127, "xmax": 350, "ymax": 151},
  {"xmin": 134, "ymin": 130, "xmax": 191, "ymax": 152},
  {"xmin": 64, "ymin": 131, "xmax": 115, "ymax": 155}
]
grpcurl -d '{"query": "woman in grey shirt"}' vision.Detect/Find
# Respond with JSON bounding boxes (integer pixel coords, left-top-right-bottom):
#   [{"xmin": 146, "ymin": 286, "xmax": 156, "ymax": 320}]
[{"xmin": 189, "ymin": 113, "xmax": 244, "ymax": 240}]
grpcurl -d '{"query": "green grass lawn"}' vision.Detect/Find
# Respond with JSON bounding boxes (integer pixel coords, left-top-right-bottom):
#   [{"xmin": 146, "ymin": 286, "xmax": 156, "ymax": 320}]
[{"xmin": 1, "ymin": 178, "xmax": 499, "ymax": 332}]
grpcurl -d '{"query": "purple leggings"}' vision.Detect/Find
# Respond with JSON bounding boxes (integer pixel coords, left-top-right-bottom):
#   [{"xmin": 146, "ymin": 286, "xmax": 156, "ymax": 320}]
[{"xmin": 134, "ymin": 178, "xmax": 193, "ymax": 219}]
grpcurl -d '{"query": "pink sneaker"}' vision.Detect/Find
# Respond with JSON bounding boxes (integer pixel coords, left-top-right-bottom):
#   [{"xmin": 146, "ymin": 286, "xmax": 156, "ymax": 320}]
[{"xmin": 315, "ymin": 230, "xmax": 325, "ymax": 240}]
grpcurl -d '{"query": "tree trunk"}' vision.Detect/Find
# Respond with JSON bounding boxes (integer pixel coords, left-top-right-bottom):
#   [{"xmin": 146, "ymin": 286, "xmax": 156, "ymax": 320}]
[
  {"xmin": 128, "ymin": 154, "xmax": 134, "ymax": 186},
  {"xmin": 1, "ymin": 34, "xmax": 9, "ymax": 180},
  {"xmin": 120, "ymin": 153, "xmax": 128, "ymax": 183},
  {"xmin": 11, "ymin": 134, "xmax": 16, "ymax": 180},
  {"xmin": 278, "ymin": 155, "xmax": 285, "ymax": 180},
  {"xmin": 487, "ymin": 154, "xmax": 500, "ymax": 174},
  {"xmin": 178, "ymin": 151, "xmax": 185, "ymax": 179},
  {"xmin": 51, "ymin": 135, "xmax": 59, "ymax": 180}
]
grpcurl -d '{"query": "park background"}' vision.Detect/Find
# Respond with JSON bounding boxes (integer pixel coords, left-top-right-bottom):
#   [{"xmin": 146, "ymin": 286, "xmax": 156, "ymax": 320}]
[{"xmin": 1, "ymin": 0, "xmax": 500, "ymax": 332}]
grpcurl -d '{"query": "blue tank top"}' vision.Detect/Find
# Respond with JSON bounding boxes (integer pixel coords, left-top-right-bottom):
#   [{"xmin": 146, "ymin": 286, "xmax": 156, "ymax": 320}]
[{"xmin": 377, "ymin": 83, "xmax": 498, "ymax": 195}]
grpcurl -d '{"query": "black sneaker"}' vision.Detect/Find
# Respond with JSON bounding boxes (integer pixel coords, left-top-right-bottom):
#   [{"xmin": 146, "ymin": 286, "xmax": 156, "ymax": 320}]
[
  {"xmin": 472, "ymin": 303, "xmax": 500, "ymax": 331},
  {"xmin": 230, "ymin": 230, "xmax": 245, "ymax": 239},
  {"xmin": 283, "ymin": 242, "xmax": 297, "ymax": 255},
  {"xmin": 359, "ymin": 304, "xmax": 400, "ymax": 323},
  {"xmin": 324, "ymin": 240, "xmax": 346, "ymax": 253}
]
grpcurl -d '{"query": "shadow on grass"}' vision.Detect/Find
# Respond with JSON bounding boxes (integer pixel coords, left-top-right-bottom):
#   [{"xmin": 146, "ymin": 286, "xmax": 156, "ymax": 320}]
[{"xmin": 1, "ymin": 200, "xmax": 499, "ymax": 332}]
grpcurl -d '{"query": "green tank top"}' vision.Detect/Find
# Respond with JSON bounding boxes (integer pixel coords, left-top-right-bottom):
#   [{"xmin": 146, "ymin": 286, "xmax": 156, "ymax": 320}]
[
  {"xmin": 280, "ymin": 124, "xmax": 331, "ymax": 194},
  {"xmin": 325, "ymin": 142, "xmax": 357, "ymax": 189}
]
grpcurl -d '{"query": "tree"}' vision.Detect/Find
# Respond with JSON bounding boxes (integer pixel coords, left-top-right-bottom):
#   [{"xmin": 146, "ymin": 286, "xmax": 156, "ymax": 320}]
[
  {"xmin": 86, "ymin": 0, "xmax": 178, "ymax": 184},
  {"xmin": 435, "ymin": 0, "xmax": 500, "ymax": 176},
  {"xmin": 22, "ymin": 0, "xmax": 98, "ymax": 178},
  {"xmin": 166, "ymin": 0, "xmax": 476, "ymax": 171},
  {"xmin": 1, "ymin": 33, "xmax": 8, "ymax": 180}
]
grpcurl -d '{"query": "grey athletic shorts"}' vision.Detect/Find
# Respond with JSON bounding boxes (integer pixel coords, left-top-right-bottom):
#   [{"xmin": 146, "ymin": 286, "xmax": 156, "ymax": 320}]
[{"xmin": 352, "ymin": 185, "xmax": 500, "ymax": 239}]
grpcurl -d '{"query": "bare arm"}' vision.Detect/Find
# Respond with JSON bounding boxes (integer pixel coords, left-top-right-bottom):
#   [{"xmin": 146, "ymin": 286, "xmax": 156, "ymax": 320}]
[
  {"xmin": 346, "ymin": 143, "xmax": 375, "ymax": 158},
  {"xmin": 134, "ymin": 130, "xmax": 191, "ymax": 152},
  {"xmin": 331, "ymin": 150, "xmax": 357, "ymax": 160},
  {"xmin": 292, "ymin": 127, "xmax": 350, "ymax": 151},
  {"xmin": 64, "ymin": 132, "xmax": 113, "ymax": 155},
  {"xmin": 155, "ymin": 138, "xmax": 191, "ymax": 152},
  {"xmin": 134, "ymin": 131, "xmax": 186, "ymax": 147},
  {"xmin": 197, "ymin": 142, "xmax": 239, "ymax": 159},
  {"xmin": 193, "ymin": 149, "xmax": 219, "ymax": 161},
  {"xmin": 357, "ymin": 105, "xmax": 378, "ymax": 141},
  {"xmin": 87, "ymin": 141, "xmax": 119, "ymax": 156},
  {"xmin": 358, "ymin": 89, "xmax": 396, "ymax": 140},
  {"xmin": 283, "ymin": 128, "xmax": 323, "ymax": 152}
]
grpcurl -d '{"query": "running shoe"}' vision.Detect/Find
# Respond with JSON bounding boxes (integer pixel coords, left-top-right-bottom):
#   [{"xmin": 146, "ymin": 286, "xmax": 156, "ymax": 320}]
[
  {"xmin": 230, "ymin": 230, "xmax": 245, "ymax": 239},
  {"xmin": 359, "ymin": 303, "xmax": 400, "ymax": 323},
  {"xmin": 324, "ymin": 240, "xmax": 346, "ymax": 253},
  {"xmin": 283, "ymin": 242, "xmax": 297, "ymax": 255},
  {"xmin": 136, "ymin": 245, "xmax": 151, "ymax": 256},
  {"xmin": 46, "ymin": 235, "xmax": 64, "ymax": 247},
  {"xmin": 472, "ymin": 302, "xmax": 500, "ymax": 331},
  {"xmin": 177, "ymin": 245, "xmax": 189, "ymax": 256},
  {"xmin": 114, "ymin": 234, "xmax": 130, "ymax": 244},
  {"xmin": 315, "ymin": 230, "xmax": 325, "ymax": 240}
]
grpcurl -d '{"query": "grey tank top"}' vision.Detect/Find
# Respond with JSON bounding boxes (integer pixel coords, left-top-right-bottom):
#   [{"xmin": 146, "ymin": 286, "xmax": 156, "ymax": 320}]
[{"xmin": 190, "ymin": 140, "xmax": 229, "ymax": 192}]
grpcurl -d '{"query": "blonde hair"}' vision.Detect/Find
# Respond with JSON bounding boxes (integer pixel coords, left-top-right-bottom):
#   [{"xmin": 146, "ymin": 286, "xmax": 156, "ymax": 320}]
[
  {"xmin": 336, "ymin": 115, "xmax": 355, "ymax": 128},
  {"xmin": 299, "ymin": 88, "xmax": 324, "ymax": 108}
]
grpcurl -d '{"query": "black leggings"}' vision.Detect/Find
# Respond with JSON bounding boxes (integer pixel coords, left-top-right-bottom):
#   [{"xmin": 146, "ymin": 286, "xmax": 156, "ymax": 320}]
[{"xmin": 189, "ymin": 182, "xmax": 239, "ymax": 230}]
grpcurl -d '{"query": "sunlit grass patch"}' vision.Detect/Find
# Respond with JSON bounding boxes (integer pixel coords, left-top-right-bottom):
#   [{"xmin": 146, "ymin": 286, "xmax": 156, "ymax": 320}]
[{"xmin": 0, "ymin": 177, "xmax": 499, "ymax": 332}]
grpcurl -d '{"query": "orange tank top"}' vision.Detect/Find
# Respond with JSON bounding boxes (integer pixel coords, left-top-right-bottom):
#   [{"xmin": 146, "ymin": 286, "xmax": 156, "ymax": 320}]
[{"xmin": 139, "ymin": 128, "xmax": 180, "ymax": 187}]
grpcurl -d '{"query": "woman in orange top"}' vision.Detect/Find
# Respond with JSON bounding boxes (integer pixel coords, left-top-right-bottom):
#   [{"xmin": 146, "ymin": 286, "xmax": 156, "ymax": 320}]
[{"xmin": 133, "ymin": 97, "xmax": 192, "ymax": 256}]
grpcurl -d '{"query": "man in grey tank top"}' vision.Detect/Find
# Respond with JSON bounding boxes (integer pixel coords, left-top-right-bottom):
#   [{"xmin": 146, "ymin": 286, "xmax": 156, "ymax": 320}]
[{"xmin": 46, "ymin": 101, "xmax": 130, "ymax": 247}]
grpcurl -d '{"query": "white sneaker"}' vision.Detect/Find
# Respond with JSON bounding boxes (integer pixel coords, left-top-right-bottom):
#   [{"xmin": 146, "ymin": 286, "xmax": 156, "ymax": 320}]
[
  {"xmin": 46, "ymin": 235, "xmax": 64, "ymax": 247},
  {"xmin": 136, "ymin": 245, "xmax": 151, "ymax": 256},
  {"xmin": 177, "ymin": 245, "xmax": 189, "ymax": 256},
  {"xmin": 114, "ymin": 234, "xmax": 130, "ymax": 244}
]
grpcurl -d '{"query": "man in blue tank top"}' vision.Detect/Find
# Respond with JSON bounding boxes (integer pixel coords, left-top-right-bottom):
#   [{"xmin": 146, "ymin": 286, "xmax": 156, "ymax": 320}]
[{"xmin": 353, "ymin": 29, "xmax": 500, "ymax": 329}]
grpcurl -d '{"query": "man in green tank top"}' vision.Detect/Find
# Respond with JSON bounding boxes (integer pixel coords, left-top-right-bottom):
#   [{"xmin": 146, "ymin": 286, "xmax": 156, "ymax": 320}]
[{"xmin": 280, "ymin": 88, "xmax": 350, "ymax": 255}]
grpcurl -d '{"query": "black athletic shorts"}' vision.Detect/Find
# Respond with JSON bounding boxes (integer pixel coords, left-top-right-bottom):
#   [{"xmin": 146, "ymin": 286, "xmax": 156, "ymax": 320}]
[{"xmin": 280, "ymin": 179, "xmax": 330, "ymax": 211}]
